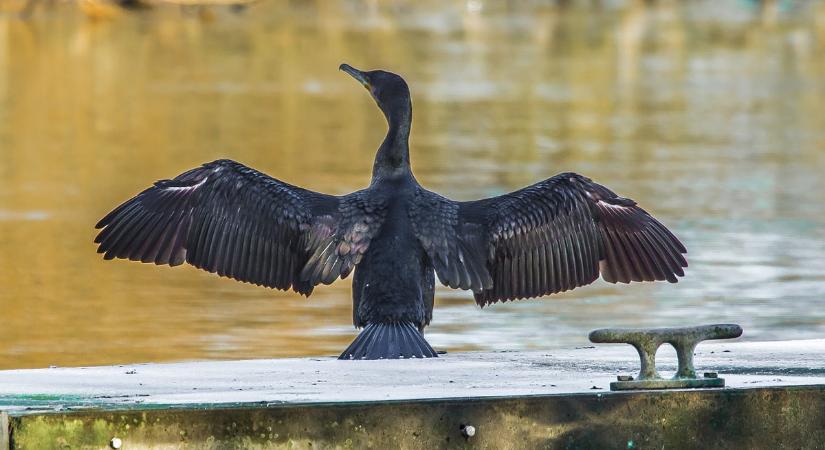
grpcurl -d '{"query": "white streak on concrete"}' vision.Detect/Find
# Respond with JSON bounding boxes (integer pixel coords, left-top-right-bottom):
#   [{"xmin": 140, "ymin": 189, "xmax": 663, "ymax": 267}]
[{"xmin": 0, "ymin": 339, "xmax": 822, "ymax": 412}]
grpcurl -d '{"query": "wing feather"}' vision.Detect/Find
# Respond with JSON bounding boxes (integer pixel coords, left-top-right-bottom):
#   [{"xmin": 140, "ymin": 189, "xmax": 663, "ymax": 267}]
[
  {"xmin": 95, "ymin": 159, "xmax": 386, "ymax": 296},
  {"xmin": 409, "ymin": 173, "xmax": 687, "ymax": 306}
]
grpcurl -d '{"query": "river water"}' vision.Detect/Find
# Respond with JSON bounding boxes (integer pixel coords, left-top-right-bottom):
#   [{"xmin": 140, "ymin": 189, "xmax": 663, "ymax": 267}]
[{"xmin": 1, "ymin": 0, "xmax": 825, "ymax": 369}]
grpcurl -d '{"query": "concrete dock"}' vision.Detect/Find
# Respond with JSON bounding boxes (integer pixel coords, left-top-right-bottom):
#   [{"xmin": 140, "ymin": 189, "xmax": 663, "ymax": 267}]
[{"xmin": 1, "ymin": 339, "xmax": 824, "ymax": 449}]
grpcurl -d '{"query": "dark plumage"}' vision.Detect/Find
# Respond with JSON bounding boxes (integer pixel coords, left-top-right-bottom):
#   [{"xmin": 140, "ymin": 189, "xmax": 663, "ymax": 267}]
[{"xmin": 94, "ymin": 64, "xmax": 687, "ymax": 360}]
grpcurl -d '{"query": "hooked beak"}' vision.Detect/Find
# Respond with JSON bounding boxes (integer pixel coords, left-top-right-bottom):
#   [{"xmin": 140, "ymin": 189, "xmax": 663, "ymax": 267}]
[{"xmin": 339, "ymin": 64, "xmax": 370, "ymax": 89}]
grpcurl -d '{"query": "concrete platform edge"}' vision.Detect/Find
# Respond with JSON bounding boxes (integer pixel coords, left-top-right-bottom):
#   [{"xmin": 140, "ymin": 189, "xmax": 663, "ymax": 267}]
[
  {"xmin": 4, "ymin": 385, "xmax": 825, "ymax": 449},
  {"xmin": 1, "ymin": 412, "xmax": 8, "ymax": 450}
]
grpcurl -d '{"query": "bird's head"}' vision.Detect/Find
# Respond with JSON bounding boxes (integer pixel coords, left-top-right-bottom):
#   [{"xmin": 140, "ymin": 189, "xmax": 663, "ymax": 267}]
[{"xmin": 339, "ymin": 64, "xmax": 411, "ymax": 121}]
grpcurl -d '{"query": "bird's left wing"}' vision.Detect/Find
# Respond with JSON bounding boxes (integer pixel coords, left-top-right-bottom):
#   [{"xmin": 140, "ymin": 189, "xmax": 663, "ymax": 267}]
[
  {"xmin": 94, "ymin": 159, "xmax": 386, "ymax": 296},
  {"xmin": 409, "ymin": 173, "xmax": 687, "ymax": 306}
]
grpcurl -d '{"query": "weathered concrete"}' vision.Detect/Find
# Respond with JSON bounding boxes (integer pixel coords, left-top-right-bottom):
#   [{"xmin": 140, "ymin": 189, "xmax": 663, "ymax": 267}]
[
  {"xmin": 7, "ymin": 387, "xmax": 825, "ymax": 450},
  {"xmin": 1, "ymin": 339, "xmax": 824, "ymax": 449},
  {"xmin": 0, "ymin": 413, "xmax": 8, "ymax": 450}
]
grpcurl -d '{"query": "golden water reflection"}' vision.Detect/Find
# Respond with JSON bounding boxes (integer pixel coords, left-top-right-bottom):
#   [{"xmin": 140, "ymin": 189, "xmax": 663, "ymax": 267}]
[{"xmin": 2, "ymin": 0, "xmax": 825, "ymax": 369}]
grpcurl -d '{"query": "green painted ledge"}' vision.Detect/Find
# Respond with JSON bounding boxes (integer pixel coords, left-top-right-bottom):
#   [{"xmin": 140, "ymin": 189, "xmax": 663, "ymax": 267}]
[{"xmin": 4, "ymin": 386, "xmax": 825, "ymax": 449}]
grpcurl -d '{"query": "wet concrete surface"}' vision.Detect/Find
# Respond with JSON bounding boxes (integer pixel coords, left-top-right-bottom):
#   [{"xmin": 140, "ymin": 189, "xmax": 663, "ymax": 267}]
[
  {"xmin": 0, "ymin": 339, "xmax": 822, "ymax": 414},
  {"xmin": 1, "ymin": 340, "xmax": 824, "ymax": 449}
]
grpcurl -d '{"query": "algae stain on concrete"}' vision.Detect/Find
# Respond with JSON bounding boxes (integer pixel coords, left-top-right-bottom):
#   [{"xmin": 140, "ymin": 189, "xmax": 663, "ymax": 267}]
[
  {"xmin": 12, "ymin": 417, "xmax": 110, "ymax": 449},
  {"xmin": 6, "ymin": 387, "xmax": 825, "ymax": 449}
]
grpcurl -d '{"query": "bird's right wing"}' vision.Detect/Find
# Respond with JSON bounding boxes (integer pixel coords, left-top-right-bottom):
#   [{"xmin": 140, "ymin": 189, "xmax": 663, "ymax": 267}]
[
  {"xmin": 94, "ymin": 159, "xmax": 386, "ymax": 295},
  {"xmin": 409, "ymin": 173, "xmax": 687, "ymax": 306}
]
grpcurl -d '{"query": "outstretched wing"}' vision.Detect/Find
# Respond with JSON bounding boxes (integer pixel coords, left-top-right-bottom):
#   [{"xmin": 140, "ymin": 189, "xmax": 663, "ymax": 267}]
[
  {"xmin": 409, "ymin": 173, "xmax": 687, "ymax": 306},
  {"xmin": 94, "ymin": 159, "xmax": 386, "ymax": 295}
]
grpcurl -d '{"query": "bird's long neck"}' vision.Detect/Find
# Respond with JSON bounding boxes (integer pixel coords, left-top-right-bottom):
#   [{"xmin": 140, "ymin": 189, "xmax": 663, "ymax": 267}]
[{"xmin": 372, "ymin": 97, "xmax": 412, "ymax": 182}]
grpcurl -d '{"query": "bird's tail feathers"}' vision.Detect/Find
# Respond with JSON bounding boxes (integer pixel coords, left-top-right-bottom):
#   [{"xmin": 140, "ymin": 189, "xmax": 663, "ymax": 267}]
[{"xmin": 338, "ymin": 322, "xmax": 438, "ymax": 360}]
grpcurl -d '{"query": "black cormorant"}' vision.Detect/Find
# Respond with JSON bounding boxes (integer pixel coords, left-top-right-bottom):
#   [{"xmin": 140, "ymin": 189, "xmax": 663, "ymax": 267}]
[{"xmin": 94, "ymin": 64, "xmax": 687, "ymax": 360}]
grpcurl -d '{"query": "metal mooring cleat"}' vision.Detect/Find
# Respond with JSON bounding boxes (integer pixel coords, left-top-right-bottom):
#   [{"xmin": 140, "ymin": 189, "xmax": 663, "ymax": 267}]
[{"xmin": 589, "ymin": 324, "xmax": 743, "ymax": 391}]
